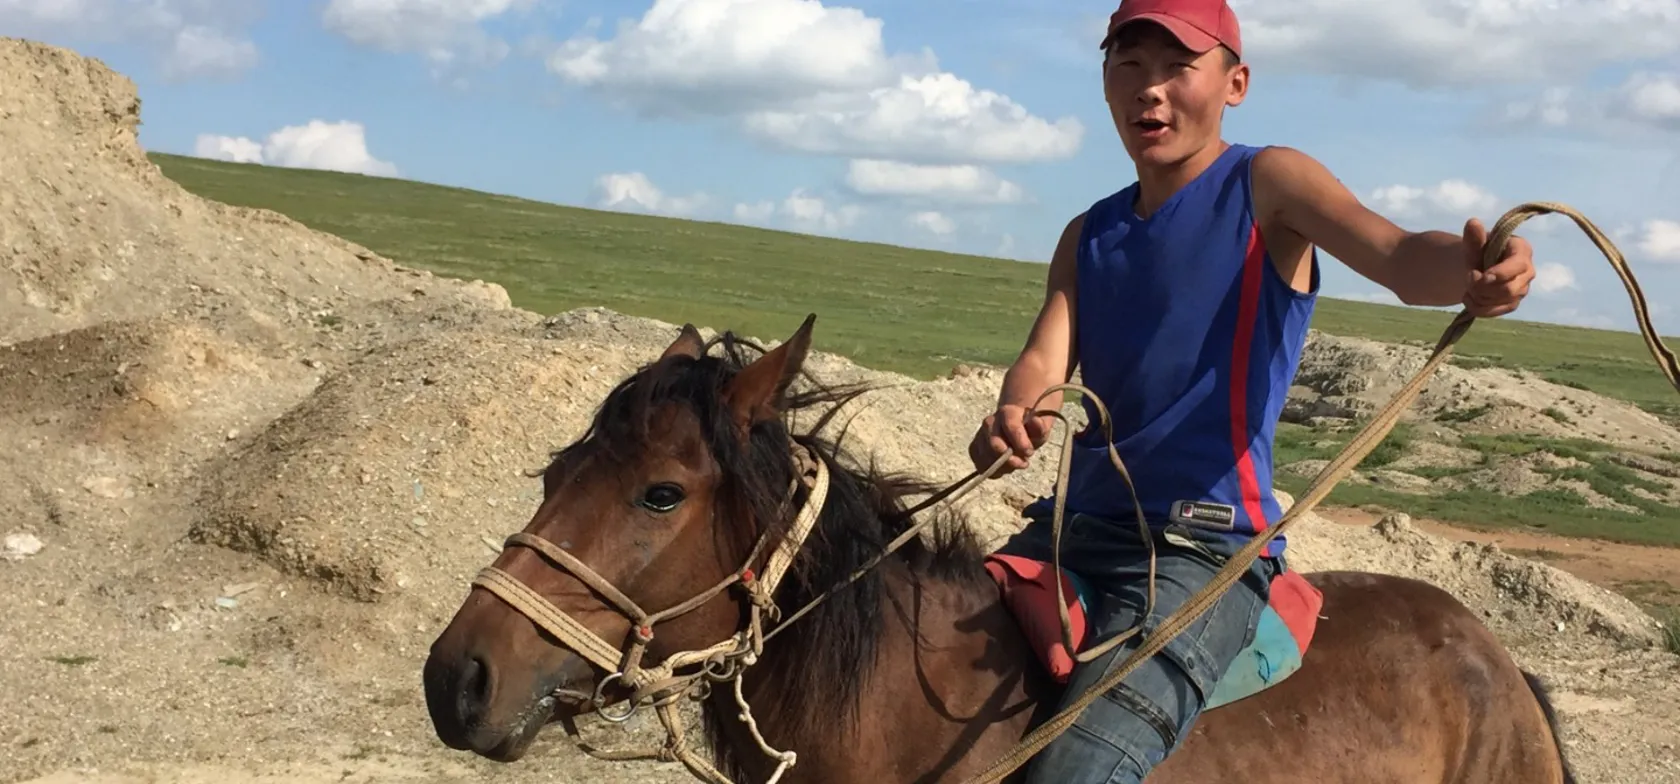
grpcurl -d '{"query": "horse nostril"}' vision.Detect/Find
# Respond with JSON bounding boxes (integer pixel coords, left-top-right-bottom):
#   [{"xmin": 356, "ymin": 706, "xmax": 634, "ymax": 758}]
[{"xmin": 458, "ymin": 655, "xmax": 492, "ymax": 725}]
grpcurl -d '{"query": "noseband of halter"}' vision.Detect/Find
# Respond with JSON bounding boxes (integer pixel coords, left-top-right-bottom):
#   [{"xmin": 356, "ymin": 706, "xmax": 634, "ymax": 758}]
[{"xmin": 470, "ymin": 440, "xmax": 829, "ymax": 734}]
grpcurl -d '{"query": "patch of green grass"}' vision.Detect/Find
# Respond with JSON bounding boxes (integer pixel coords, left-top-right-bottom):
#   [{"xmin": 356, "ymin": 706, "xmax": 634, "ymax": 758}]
[
  {"xmin": 1273, "ymin": 471, "xmax": 1680, "ymax": 547},
  {"xmin": 218, "ymin": 656, "xmax": 249, "ymax": 668},
  {"xmin": 1449, "ymin": 354, "xmax": 1503, "ymax": 371},
  {"xmin": 1541, "ymin": 406, "xmax": 1573, "ymax": 425},
  {"xmin": 1457, "ymin": 432, "xmax": 1601, "ymax": 462},
  {"xmin": 1359, "ymin": 423, "xmax": 1411, "ymax": 468},
  {"xmin": 1272, "ymin": 422, "xmax": 1334, "ymax": 466},
  {"xmin": 1436, "ymin": 403, "xmax": 1494, "ymax": 423},
  {"xmin": 1273, "ymin": 421, "xmax": 1415, "ymax": 470},
  {"xmin": 1407, "ymin": 464, "xmax": 1476, "ymax": 480},
  {"xmin": 146, "ymin": 153, "xmax": 1680, "ymax": 401}
]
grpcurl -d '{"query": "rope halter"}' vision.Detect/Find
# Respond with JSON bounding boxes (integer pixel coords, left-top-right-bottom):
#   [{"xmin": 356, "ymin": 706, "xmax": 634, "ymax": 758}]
[{"xmin": 468, "ymin": 441, "xmax": 831, "ymax": 782}]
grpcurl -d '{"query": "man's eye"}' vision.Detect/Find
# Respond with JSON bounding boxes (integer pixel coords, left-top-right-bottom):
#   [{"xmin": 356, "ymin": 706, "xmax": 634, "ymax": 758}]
[{"xmin": 640, "ymin": 484, "xmax": 685, "ymax": 513}]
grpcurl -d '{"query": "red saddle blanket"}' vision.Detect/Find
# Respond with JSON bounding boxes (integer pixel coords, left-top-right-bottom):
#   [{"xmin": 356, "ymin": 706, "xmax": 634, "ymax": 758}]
[{"xmin": 984, "ymin": 553, "xmax": 1323, "ymax": 685}]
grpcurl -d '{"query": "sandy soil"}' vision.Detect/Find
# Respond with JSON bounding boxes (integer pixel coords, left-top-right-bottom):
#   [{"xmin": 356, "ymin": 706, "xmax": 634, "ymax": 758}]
[{"xmin": 1319, "ymin": 507, "xmax": 1680, "ymax": 610}]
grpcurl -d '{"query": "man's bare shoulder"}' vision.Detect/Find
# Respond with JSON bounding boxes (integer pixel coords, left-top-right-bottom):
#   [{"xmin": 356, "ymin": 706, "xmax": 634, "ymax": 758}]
[
  {"xmin": 1048, "ymin": 211, "xmax": 1089, "ymax": 271},
  {"xmin": 1248, "ymin": 144, "xmax": 1413, "ymax": 290},
  {"xmin": 1059, "ymin": 211, "xmax": 1088, "ymax": 246},
  {"xmin": 1249, "ymin": 146, "xmax": 1347, "ymax": 215}
]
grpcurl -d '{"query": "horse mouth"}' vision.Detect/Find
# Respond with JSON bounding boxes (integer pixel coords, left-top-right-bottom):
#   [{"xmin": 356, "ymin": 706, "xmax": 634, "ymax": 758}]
[{"xmin": 477, "ymin": 692, "xmax": 559, "ymax": 762}]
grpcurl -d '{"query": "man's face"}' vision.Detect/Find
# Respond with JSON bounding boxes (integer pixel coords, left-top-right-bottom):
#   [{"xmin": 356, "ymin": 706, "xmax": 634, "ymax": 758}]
[{"xmin": 1102, "ymin": 22, "xmax": 1248, "ymax": 168}]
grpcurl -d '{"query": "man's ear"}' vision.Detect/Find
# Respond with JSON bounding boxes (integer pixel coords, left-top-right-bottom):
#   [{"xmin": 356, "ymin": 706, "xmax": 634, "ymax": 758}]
[
  {"xmin": 1225, "ymin": 60, "xmax": 1250, "ymax": 107},
  {"xmin": 659, "ymin": 323, "xmax": 707, "ymax": 362},
  {"xmin": 720, "ymin": 314, "xmax": 816, "ymax": 433}
]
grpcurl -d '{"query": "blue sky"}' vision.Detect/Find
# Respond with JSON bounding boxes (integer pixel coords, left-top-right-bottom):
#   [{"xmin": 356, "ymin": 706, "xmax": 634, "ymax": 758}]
[{"xmin": 6, "ymin": 0, "xmax": 1679, "ymax": 334}]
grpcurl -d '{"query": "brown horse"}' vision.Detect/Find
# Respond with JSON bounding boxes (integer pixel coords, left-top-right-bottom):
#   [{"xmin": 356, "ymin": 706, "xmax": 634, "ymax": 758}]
[{"xmin": 422, "ymin": 315, "xmax": 1576, "ymax": 783}]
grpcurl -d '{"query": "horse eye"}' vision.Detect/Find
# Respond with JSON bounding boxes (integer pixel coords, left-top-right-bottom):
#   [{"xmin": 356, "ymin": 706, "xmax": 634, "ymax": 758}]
[{"xmin": 640, "ymin": 483, "xmax": 685, "ymax": 513}]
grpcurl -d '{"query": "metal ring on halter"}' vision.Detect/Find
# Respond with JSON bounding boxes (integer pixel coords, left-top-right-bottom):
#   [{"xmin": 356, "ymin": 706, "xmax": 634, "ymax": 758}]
[{"xmin": 591, "ymin": 672, "xmax": 639, "ymax": 723}]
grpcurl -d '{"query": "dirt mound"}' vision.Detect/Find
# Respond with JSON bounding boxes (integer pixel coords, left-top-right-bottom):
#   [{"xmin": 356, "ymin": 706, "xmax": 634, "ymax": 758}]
[
  {"xmin": 0, "ymin": 38, "xmax": 510, "ymax": 349},
  {"xmin": 3, "ymin": 37, "xmax": 1677, "ymax": 784},
  {"xmin": 1286, "ymin": 330, "xmax": 1680, "ymax": 452},
  {"xmin": 1277, "ymin": 493, "xmax": 1660, "ymax": 649},
  {"xmin": 191, "ymin": 322, "xmax": 638, "ymax": 602}
]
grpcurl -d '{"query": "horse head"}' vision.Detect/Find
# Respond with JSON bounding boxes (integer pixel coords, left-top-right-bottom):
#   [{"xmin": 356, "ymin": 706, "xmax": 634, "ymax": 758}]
[{"xmin": 421, "ymin": 315, "xmax": 823, "ymax": 762}]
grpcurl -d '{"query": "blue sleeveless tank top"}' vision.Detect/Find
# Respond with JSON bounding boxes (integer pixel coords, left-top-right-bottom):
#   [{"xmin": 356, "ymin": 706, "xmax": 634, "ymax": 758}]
[{"xmin": 1024, "ymin": 143, "xmax": 1318, "ymax": 558}]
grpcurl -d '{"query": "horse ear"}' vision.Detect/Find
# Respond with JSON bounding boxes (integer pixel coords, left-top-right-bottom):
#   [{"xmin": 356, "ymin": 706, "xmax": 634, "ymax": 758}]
[
  {"xmin": 722, "ymin": 314, "xmax": 816, "ymax": 431},
  {"xmin": 660, "ymin": 323, "xmax": 706, "ymax": 362}
]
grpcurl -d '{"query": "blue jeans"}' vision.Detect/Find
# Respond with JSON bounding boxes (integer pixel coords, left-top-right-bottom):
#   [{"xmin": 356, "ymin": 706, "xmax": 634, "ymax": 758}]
[{"xmin": 993, "ymin": 511, "xmax": 1280, "ymax": 783}]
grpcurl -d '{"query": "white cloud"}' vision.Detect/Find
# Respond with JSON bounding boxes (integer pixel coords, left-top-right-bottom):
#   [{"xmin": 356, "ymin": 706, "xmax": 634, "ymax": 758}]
[
  {"xmin": 1498, "ymin": 71, "xmax": 1680, "ymax": 136},
  {"xmin": 195, "ymin": 134, "xmax": 263, "ymax": 164},
  {"xmin": 1549, "ymin": 307, "xmax": 1619, "ymax": 330},
  {"xmin": 908, "ymin": 211, "xmax": 956, "ymax": 236},
  {"xmin": 1230, "ymin": 0, "xmax": 1680, "ymax": 89},
  {"xmin": 1532, "ymin": 262, "xmax": 1578, "ymax": 294},
  {"xmin": 163, "ymin": 24, "xmax": 258, "ymax": 80},
  {"xmin": 1369, "ymin": 179, "xmax": 1499, "ymax": 223},
  {"xmin": 733, "ymin": 200, "xmax": 776, "ymax": 223},
  {"xmin": 781, "ymin": 189, "xmax": 861, "ymax": 233},
  {"xmin": 740, "ymin": 72, "xmax": 1083, "ymax": 164},
  {"xmin": 1636, "ymin": 219, "xmax": 1680, "ymax": 263},
  {"xmin": 1332, "ymin": 291, "xmax": 1406, "ymax": 306},
  {"xmin": 593, "ymin": 172, "xmax": 709, "ymax": 216},
  {"xmin": 996, "ymin": 234, "xmax": 1017, "ymax": 258},
  {"xmin": 547, "ymin": 0, "xmax": 900, "ymax": 110},
  {"xmin": 543, "ymin": 0, "xmax": 1082, "ymax": 164},
  {"xmin": 193, "ymin": 120, "xmax": 399, "ymax": 177},
  {"xmin": 321, "ymin": 0, "xmax": 534, "ymax": 71},
  {"xmin": 1623, "ymin": 72, "xmax": 1680, "ymax": 128},
  {"xmin": 844, "ymin": 159, "xmax": 1025, "ymax": 205},
  {"xmin": 1499, "ymin": 87, "xmax": 1572, "ymax": 128},
  {"xmin": 732, "ymin": 188, "xmax": 862, "ymax": 234},
  {"xmin": 0, "ymin": 0, "xmax": 259, "ymax": 80}
]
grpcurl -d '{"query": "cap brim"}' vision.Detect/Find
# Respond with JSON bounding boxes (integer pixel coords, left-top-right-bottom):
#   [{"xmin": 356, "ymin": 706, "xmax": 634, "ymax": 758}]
[{"xmin": 1100, "ymin": 13, "xmax": 1221, "ymax": 54}]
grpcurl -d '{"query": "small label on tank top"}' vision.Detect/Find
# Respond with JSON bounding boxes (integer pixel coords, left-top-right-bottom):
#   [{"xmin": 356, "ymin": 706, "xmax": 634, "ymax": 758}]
[{"xmin": 1170, "ymin": 500, "xmax": 1236, "ymax": 531}]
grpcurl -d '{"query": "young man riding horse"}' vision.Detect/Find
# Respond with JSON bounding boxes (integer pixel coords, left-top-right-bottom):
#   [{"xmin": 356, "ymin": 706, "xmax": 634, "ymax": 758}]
[{"xmin": 968, "ymin": 0, "xmax": 1537, "ymax": 780}]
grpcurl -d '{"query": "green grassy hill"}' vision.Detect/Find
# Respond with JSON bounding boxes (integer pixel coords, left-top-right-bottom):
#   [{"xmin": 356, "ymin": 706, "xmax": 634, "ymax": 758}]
[{"xmin": 149, "ymin": 152, "xmax": 1678, "ymax": 424}]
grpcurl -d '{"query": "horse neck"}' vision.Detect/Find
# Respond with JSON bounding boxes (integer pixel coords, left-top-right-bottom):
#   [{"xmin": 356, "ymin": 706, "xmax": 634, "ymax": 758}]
[{"xmin": 700, "ymin": 556, "xmax": 1048, "ymax": 783}]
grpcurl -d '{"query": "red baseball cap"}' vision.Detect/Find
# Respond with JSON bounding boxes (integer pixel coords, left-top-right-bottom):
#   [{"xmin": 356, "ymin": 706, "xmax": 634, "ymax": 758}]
[{"xmin": 1100, "ymin": 0, "xmax": 1242, "ymax": 60}]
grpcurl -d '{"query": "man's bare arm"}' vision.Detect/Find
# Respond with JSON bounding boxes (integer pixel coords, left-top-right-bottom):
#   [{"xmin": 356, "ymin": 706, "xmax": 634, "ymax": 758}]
[
  {"xmin": 1252, "ymin": 146, "xmax": 1481, "ymax": 308},
  {"xmin": 970, "ymin": 212, "xmax": 1083, "ymax": 473},
  {"xmin": 998, "ymin": 213, "xmax": 1083, "ymax": 412}
]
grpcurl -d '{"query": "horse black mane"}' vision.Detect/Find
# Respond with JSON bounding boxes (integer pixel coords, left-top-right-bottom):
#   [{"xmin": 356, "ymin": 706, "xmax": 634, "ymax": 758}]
[{"xmin": 549, "ymin": 328, "xmax": 991, "ymax": 776}]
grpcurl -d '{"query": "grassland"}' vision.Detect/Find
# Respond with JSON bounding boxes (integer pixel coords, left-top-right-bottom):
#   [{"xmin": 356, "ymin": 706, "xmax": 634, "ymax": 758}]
[
  {"xmin": 149, "ymin": 153, "xmax": 1679, "ymax": 423},
  {"xmin": 148, "ymin": 153, "xmax": 1680, "ymax": 547}
]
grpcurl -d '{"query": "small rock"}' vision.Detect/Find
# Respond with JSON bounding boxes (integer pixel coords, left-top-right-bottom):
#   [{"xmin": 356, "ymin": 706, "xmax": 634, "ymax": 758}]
[
  {"xmin": 82, "ymin": 476, "xmax": 129, "ymax": 499},
  {"xmin": 3, "ymin": 532, "xmax": 44, "ymax": 561},
  {"xmin": 1374, "ymin": 512, "xmax": 1415, "ymax": 539}
]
